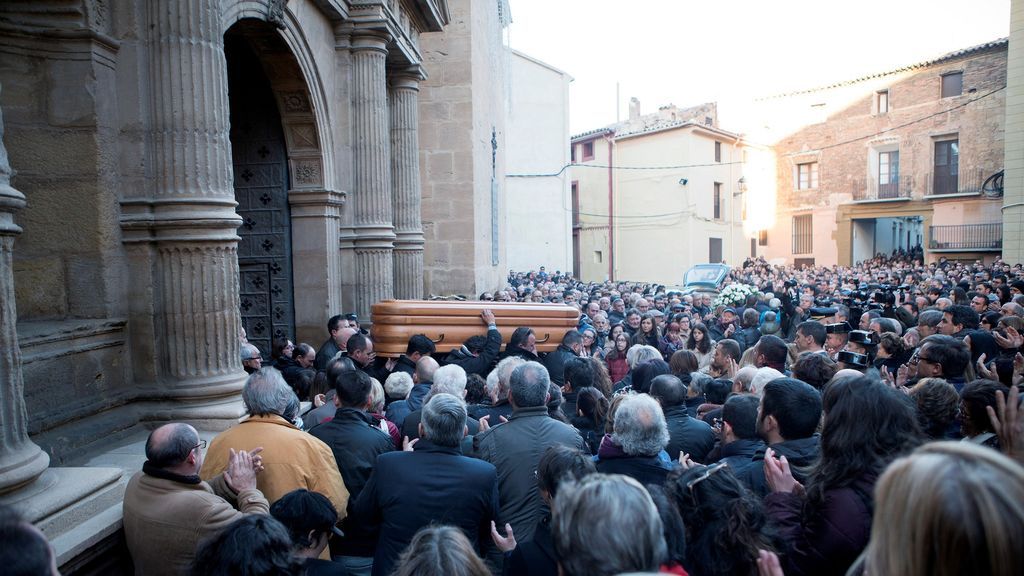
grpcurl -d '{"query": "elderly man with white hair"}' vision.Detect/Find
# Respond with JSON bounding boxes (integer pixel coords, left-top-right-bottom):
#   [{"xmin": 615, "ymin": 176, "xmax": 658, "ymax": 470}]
[
  {"xmin": 200, "ymin": 368, "xmax": 348, "ymax": 519},
  {"xmin": 594, "ymin": 394, "xmax": 676, "ymax": 485},
  {"xmin": 469, "ymin": 355, "xmax": 524, "ymax": 422},
  {"xmin": 401, "ymin": 364, "xmax": 483, "ymax": 441},
  {"xmin": 750, "ymin": 367, "xmax": 784, "ymax": 395},
  {"xmin": 613, "ymin": 344, "xmax": 662, "ymax": 392}
]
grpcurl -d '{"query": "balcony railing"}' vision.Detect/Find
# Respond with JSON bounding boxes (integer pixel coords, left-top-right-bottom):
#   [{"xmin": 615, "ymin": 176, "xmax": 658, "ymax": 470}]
[
  {"xmin": 928, "ymin": 223, "xmax": 1002, "ymax": 251},
  {"xmin": 853, "ymin": 174, "xmax": 913, "ymax": 201},
  {"xmin": 924, "ymin": 167, "xmax": 994, "ymax": 196}
]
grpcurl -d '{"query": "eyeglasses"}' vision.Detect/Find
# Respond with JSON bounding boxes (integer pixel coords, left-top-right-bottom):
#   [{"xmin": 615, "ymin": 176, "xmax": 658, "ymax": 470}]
[
  {"xmin": 686, "ymin": 462, "xmax": 728, "ymax": 491},
  {"xmin": 192, "ymin": 439, "xmax": 207, "ymax": 452}
]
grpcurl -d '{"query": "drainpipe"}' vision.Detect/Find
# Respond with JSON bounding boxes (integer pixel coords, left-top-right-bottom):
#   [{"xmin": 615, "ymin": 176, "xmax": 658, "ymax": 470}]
[{"xmin": 606, "ymin": 134, "xmax": 615, "ymax": 281}]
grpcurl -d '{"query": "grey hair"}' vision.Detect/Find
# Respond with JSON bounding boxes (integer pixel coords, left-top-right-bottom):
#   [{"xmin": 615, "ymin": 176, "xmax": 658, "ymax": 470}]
[
  {"xmin": 384, "ymin": 371, "xmax": 414, "ymax": 400},
  {"xmin": 432, "ymin": 364, "xmax": 468, "ymax": 397},
  {"xmin": 612, "ymin": 394, "xmax": 669, "ymax": 456},
  {"xmin": 243, "ymin": 367, "xmax": 298, "ymax": 417},
  {"xmin": 750, "ymin": 367, "xmax": 784, "ymax": 395},
  {"xmin": 734, "ymin": 366, "xmax": 758, "ymax": 393},
  {"xmin": 145, "ymin": 423, "xmax": 198, "ymax": 468},
  {"xmin": 420, "ymin": 393, "xmax": 467, "ymax": 448},
  {"xmin": 510, "ymin": 361, "xmax": 550, "ymax": 408},
  {"xmin": 688, "ymin": 372, "xmax": 712, "ymax": 397},
  {"xmin": 552, "ymin": 473, "xmax": 666, "ymax": 576},
  {"xmin": 627, "ymin": 345, "xmax": 661, "ymax": 369},
  {"xmin": 489, "ymin": 356, "xmax": 525, "ymax": 399},
  {"xmin": 240, "ymin": 343, "xmax": 261, "ymax": 361},
  {"xmin": 918, "ymin": 309, "xmax": 943, "ymax": 328}
]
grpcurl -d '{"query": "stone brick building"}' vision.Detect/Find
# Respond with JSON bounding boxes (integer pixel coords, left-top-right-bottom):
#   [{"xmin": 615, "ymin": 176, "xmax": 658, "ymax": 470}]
[
  {"xmin": 757, "ymin": 40, "xmax": 1008, "ymax": 267},
  {"xmin": 0, "ymin": 0, "xmax": 512, "ymax": 570}
]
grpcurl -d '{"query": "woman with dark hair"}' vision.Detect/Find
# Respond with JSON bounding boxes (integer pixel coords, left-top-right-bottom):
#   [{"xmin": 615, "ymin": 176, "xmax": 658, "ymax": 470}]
[
  {"xmin": 571, "ymin": 387, "xmax": 609, "ymax": 454},
  {"xmin": 504, "ymin": 326, "xmax": 540, "ymax": 361},
  {"xmin": 668, "ymin": 350, "xmax": 698, "ymax": 384},
  {"xmin": 763, "ymin": 376, "xmax": 923, "ymax": 576},
  {"xmin": 605, "ymin": 323, "xmax": 626, "ymax": 355},
  {"xmin": 631, "ymin": 359, "xmax": 671, "ymax": 395},
  {"xmin": 666, "ymin": 464, "xmax": 777, "ymax": 576},
  {"xmin": 271, "ymin": 337, "xmax": 295, "ymax": 361},
  {"xmin": 490, "ymin": 445, "xmax": 596, "ymax": 576},
  {"xmin": 647, "ymin": 484, "xmax": 688, "ymax": 575},
  {"xmin": 547, "ymin": 383, "xmax": 569, "ymax": 423},
  {"xmin": 687, "ymin": 324, "xmax": 715, "ymax": 370},
  {"xmin": 586, "ymin": 357, "xmax": 614, "ymax": 398},
  {"xmin": 952, "ymin": 286, "xmax": 969, "ymax": 306},
  {"xmin": 605, "ymin": 333, "xmax": 632, "ymax": 384},
  {"xmin": 190, "ymin": 515, "xmax": 304, "ymax": 576},
  {"xmin": 909, "ymin": 378, "xmax": 960, "ymax": 440},
  {"xmin": 660, "ymin": 322, "xmax": 686, "ymax": 360},
  {"xmin": 996, "ymin": 283, "xmax": 1012, "ymax": 305},
  {"xmin": 631, "ymin": 313, "xmax": 662, "ymax": 348},
  {"xmin": 981, "ymin": 311, "xmax": 1002, "ymax": 332}
]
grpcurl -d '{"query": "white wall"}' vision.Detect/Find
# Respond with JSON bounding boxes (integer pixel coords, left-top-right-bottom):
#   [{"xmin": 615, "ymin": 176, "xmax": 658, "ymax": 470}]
[{"xmin": 505, "ymin": 50, "xmax": 573, "ymax": 274}]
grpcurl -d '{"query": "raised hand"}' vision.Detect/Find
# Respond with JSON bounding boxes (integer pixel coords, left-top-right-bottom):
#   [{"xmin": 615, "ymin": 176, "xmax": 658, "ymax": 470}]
[
  {"xmin": 994, "ymin": 326, "xmax": 1024, "ymax": 350},
  {"xmin": 490, "ymin": 521, "xmax": 517, "ymax": 553},
  {"xmin": 402, "ymin": 436, "xmax": 419, "ymax": 452},
  {"xmin": 763, "ymin": 448, "xmax": 802, "ymax": 494},
  {"xmin": 481, "ymin": 309, "xmax": 496, "ymax": 326},
  {"xmin": 976, "ymin": 353, "xmax": 997, "ymax": 380},
  {"xmin": 987, "ymin": 386, "xmax": 1023, "ymax": 464},
  {"xmin": 757, "ymin": 550, "xmax": 785, "ymax": 576},
  {"xmin": 224, "ymin": 447, "xmax": 260, "ymax": 493}
]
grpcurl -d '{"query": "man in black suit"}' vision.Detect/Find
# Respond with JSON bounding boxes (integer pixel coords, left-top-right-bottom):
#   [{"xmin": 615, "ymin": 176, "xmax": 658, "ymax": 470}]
[{"xmin": 352, "ymin": 393, "xmax": 500, "ymax": 576}]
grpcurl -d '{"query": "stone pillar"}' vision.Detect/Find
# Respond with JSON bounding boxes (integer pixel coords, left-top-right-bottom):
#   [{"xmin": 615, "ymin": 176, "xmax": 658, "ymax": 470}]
[
  {"xmin": 1005, "ymin": 0, "xmax": 1024, "ymax": 264},
  {"xmin": 351, "ymin": 29, "xmax": 395, "ymax": 318},
  {"xmin": 0, "ymin": 86, "xmax": 50, "ymax": 494},
  {"xmin": 390, "ymin": 69, "xmax": 426, "ymax": 299},
  {"xmin": 120, "ymin": 0, "xmax": 246, "ymax": 413}
]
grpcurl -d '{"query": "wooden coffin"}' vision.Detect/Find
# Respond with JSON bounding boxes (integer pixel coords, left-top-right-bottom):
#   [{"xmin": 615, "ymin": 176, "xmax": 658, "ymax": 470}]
[{"xmin": 370, "ymin": 299, "xmax": 580, "ymax": 357}]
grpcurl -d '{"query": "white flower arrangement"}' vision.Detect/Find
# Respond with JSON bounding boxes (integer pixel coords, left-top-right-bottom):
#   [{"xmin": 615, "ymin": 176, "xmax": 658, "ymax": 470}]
[{"xmin": 714, "ymin": 283, "xmax": 758, "ymax": 308}]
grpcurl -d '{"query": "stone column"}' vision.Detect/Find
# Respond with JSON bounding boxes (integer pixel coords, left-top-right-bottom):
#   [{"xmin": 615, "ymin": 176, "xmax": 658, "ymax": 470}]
[
  {"xmin": 390, "ymin": 69, "xmax": 426, "ymax": 299},
  {"xmin": 1005, "ymin": 0, "xmax": 1024, "ymax": 264},
  {"xmin": 351, "ymin": 29, "xmax": 396, "ymax": 319},
  {"xmin": 0, "ymin": 86, "xmax": 50, "ymax": 494},
  {"xmin": 120, "ymin": 0, "xmax": 246, "ymax": 412}
]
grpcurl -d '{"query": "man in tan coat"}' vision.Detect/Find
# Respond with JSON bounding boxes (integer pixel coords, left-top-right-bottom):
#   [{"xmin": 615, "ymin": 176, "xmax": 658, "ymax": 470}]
[
  {"xmin": 122, "ymin": 423, "xmax": 267, "ymax": 576},
  {"xmin": 200, "ymin": 367, "xmax": 349, "ymax": 521}
]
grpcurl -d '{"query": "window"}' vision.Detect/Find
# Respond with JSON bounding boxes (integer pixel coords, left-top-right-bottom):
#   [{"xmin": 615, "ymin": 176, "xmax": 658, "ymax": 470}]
[
  {"xmin": 750, "ymin": 238, "xmax": 757, "ymax": 258},
  {"xmin": 878, "ymin": 150, "xmax": 900, "ymax": 198},
  {"xmin": 876, "ymin": 90, "xmax": 889, "ymax": 114},
  {"xmin": 792, "ymin": 214, "xmax": 813, "ymax": 254},
  {"xmin": 714, "ymin": 141, "xmax": 722, "ymax": 163},
  {"xmin": 709, "ymin": 238, "xmax": 723, "ymax": 263},
  {"xmin": 797, "ymin": 162, "xmax": 819, "ymax": 190},
  {"xmin": 570, "ymin": 144, "xmax": 576, "ymax": 163},
  {"xmin": 582, "ymin": 141, "xmax": 595, "ymax": 161},
  {"xmin": 941, "ymin": 72, "xmax": 963, "ymax": 98},
  {"xmin": 594, "ymin": 251, "xmax": 603, "ymax": 263},
  {"xmin": 758, "ymin": 229, "xmax": 768, "ymax": 246},
  {"xmin": 713, "ymin": 182, "xmax": 722, "ymax": 219},
  {"xmin": 933, "ymin": 139, "xmax": 959, "ymax": 195}
]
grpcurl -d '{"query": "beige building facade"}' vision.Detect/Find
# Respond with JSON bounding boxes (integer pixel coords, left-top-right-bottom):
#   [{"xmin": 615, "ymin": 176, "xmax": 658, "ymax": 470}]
[
  {"xmin": 571, "ymin": 102, "xmax": 759, "ymax": 285},
  {"xmin": 0, "ymin": 0, "xmax": 511, "ymax": 570},
  {"xmin": 756, "ymin": 40, "xmax": 1008, "ymax": 267},
  {"xmin": 1005, "ymin": 0, "xmax": 1024, "ymax": 264},
  {"xmin": 505, "ymin": 50, "xmax": 573, "ymax": 275}
]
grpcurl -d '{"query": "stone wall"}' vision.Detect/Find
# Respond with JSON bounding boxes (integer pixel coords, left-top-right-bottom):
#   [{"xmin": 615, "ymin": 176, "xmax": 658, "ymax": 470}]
[
  {"xmin": 762, "ymin": 45, "xmax": 1008, "ymax": 266},
  {"xmin": 419, "ymin": 0, "xmax": 507, "ymax": 296}
]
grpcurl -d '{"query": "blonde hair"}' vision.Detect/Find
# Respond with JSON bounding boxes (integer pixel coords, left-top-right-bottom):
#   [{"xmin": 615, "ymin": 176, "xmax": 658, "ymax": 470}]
[
  {"xmin": 865, "ymin": 441, "xmax": 1024, "ymax": 576},
  {"xmin": 368, "ymin": 378, "xmax": 385, "ymax": 413}
]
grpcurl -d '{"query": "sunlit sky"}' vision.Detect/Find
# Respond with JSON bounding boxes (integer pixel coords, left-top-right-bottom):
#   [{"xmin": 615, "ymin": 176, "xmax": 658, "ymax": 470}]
[{"xmin": 507, "ymin": 0, "xmax": 1011, "ymax": 135}]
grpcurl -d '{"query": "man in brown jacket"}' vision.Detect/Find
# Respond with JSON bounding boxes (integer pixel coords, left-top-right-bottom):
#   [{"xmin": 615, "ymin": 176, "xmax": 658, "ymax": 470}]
[
  {"xmin": 123, "ymin": 423, "xmax": 268, "ymax": 576},
  {"xmin": 200, "ymin": 367, "xmax": 349, "ymax": 521}
]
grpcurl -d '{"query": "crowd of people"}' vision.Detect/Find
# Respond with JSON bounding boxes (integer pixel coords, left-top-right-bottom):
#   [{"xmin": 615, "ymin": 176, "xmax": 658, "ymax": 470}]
[{"xmin": 5, "ymin": 254, "xmax": 1024, "ymax": 576}]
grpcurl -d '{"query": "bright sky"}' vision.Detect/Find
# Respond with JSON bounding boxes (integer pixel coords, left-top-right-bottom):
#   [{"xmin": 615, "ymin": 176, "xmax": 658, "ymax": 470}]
[{"xmin": 507, "ymin": 0, "xmax": 1011, "ymax": 135}]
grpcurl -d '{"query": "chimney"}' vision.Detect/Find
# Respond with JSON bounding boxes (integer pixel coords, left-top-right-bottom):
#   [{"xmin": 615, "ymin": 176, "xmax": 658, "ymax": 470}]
[{"xmin": 628, "ymin": 97, "xmax": 641, "ymax": 122}]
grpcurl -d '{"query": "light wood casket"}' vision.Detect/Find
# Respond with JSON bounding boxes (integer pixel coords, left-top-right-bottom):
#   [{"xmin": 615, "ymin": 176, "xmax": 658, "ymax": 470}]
[{"xmin": 370, "ymin": 299, "xmax": 580, "ymax": 357}]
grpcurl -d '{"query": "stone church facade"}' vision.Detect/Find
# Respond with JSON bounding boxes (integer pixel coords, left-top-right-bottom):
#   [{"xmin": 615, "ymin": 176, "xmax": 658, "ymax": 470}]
[{"xmin": 0, "ymin": 0, "xmax": 510, "ymax": 569}]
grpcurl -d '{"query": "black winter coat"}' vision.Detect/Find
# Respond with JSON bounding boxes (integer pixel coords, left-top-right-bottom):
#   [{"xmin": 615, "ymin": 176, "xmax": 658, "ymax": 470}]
[
  {"xmin": 542, "ymin": 344, "xmax": 577, "ymax": 387},
  {"xmin": 472, "ymin": 406, "xmax": 586, "ymax": 542},
  {"xmin": 734, "ymin": 436, "xmax": 820, "ymax": 497},
  {"xmin": 352, "ymin": 441, "xmax": 499, "ymax": 576},
  {"xmin": 309, "ymin": 407, "xmax": 396, "ymax": 557},
  {"xmin": 446, "ymin": 327, "xmax": 503, "ymax": 378},
  {"xmin": 662, "ymin": 405, "xmax": 717, "ymax": 463}
]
